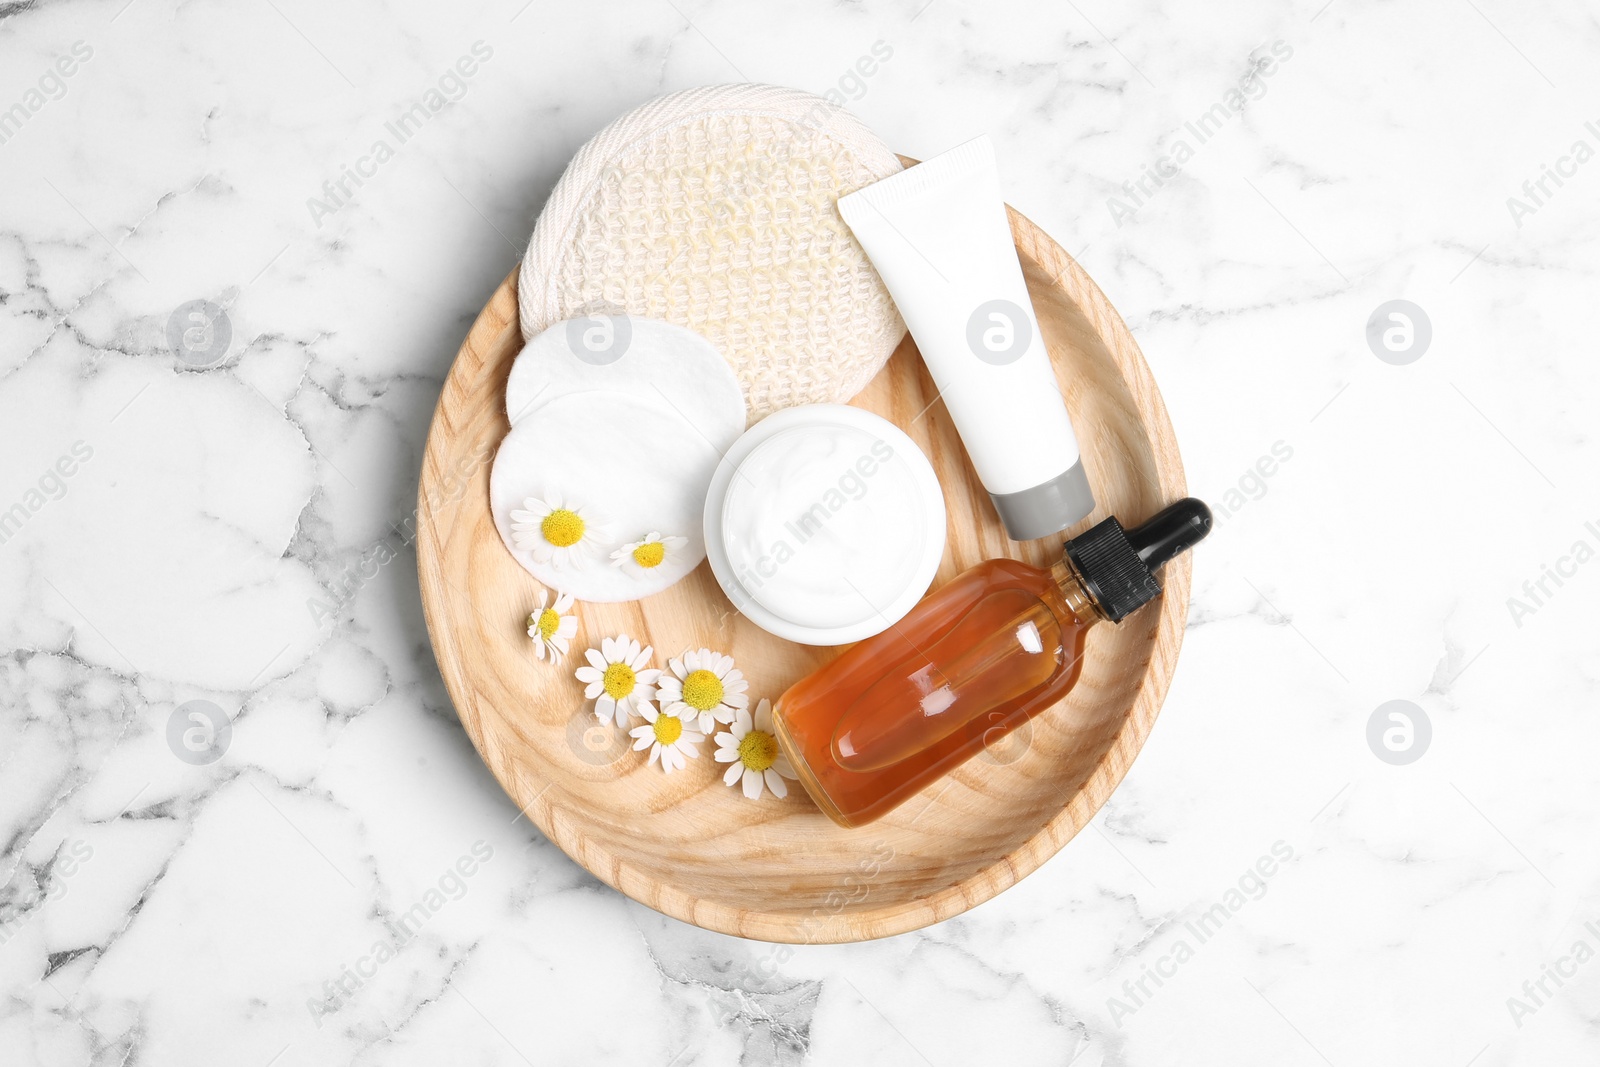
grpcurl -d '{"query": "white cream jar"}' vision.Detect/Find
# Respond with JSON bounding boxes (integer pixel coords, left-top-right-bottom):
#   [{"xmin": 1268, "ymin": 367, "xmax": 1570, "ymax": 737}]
[{"xmin": 703, "ymin": 405, "xmax": 947, "ymax": 646}]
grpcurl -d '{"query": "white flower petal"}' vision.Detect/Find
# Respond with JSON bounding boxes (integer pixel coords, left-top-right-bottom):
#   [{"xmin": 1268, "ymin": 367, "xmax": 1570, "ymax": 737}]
[
  {"xmin": 742, "ymin": 768, "xmax": 763, "ymax": 800},
  {"xmin": 764, "ymin": 770, "xmax": 788, "ymax": 798},
  {"xmin": 723, "ymin": 762, "xmax": 744, "ymax": 786}
]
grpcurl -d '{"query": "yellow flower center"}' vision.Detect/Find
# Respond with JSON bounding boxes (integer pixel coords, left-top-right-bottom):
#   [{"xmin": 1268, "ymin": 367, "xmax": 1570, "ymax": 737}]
[
  {"xmin": 541, "ymin": 509, "xmax": 585, "ymax": 548},
  {"xmin": 738, "ymin": 730, "xmax": 778, "ymax": 772},
  {"xmin": 680, "ymin": 669, "xmax": 724, "ymax": 711},
  {"xmin": 632, "ymin": 541, "xmax": 666, "ymax": 568},
  {"xmin": 535, "ymin": 608, "xmax": 561, "ymax": 641},
  {"xmin": 653, "ymin": 714, "xmax": 683, "ymax": 745},
  {"xmin": 602, "ymin": 662, "xmax": 636, "ymax": 699}
]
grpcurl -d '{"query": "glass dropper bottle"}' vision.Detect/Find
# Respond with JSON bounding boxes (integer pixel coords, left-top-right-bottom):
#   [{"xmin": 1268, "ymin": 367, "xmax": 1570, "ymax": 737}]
[{"xmin": 771, "ymin": 498, "xmax": 1212, "ymax": 828}]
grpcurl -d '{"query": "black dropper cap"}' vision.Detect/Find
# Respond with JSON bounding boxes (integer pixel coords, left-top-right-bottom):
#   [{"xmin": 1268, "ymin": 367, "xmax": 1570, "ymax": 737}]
[{"xmin": 1063, "ymin": 498, "xmax": 1212, "ymax": 623}]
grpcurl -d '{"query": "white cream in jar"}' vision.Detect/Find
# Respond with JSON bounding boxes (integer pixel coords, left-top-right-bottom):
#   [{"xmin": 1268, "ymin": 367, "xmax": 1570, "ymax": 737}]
[{"xmin": 703, "ymin": 405, "xmax": 946, "ymax": 645}]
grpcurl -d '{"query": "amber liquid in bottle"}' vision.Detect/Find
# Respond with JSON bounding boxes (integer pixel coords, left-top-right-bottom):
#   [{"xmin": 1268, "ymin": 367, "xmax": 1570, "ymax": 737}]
[{"xmin": 773, "ymin": 558, "xmax": 1102, "ymax": 828}]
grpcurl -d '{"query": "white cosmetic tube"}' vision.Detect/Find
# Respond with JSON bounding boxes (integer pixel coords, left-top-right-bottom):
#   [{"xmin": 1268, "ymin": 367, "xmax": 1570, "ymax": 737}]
[{"xmin": 838, "ymin": 135, "xmax": 1094, "ymax": 540}]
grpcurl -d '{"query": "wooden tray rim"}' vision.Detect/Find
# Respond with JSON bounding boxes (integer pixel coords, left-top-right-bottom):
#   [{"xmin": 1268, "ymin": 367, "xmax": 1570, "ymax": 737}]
[{"xmin": 416, "ymin": 206, "xmax": 1189, "ymax": 943}]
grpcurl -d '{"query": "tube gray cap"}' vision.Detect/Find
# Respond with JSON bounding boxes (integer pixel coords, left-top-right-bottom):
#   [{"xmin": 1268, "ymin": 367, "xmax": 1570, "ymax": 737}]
[{"xmin": 989, "ymin": 459, "xmax": 1096, "ymax": 542}]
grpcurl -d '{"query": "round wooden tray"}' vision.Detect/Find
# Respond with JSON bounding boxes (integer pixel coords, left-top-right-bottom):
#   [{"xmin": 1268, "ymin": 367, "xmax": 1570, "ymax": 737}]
[{"xmin": 417, "ymin": 202, "xmax": 1189, "ymax": 944}]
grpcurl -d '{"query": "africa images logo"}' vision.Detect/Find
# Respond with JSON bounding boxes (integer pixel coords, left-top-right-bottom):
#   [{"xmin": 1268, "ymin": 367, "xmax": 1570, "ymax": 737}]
[{"xmin": 306, "ymin": 42, "xmax": 493, "ymax": 227}]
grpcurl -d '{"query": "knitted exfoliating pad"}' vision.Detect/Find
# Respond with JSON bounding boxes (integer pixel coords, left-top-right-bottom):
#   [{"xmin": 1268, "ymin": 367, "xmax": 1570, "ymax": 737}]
[{"xmin": 519, "ymin": 84, "xmax": 906, "ymax": 422}]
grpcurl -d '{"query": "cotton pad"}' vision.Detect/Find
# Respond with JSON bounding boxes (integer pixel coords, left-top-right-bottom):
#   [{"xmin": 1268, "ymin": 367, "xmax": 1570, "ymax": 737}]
[
  {"xmin": 506, "ymin": 316, "xmax": 746, "ymax": 435},
  {"xmin": 491, "ymin": 318, "xmax": 746, "ymax": 602},
  {"xmin": 519, "ymin": 84, "xmax": 906, "ymax": 422}
]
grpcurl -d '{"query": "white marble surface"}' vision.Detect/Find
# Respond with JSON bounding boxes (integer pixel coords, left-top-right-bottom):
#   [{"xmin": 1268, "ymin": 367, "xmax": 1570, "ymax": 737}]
[{"xmin": 2, "ymin": 0, "xmax": 1597, "ymax": 1063}]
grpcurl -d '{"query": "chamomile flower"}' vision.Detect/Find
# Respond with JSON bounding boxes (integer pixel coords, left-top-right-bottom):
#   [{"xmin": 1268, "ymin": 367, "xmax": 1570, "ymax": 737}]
[
  {"xmin": 510, "ymin": 493, "xmax": 614, "ymax": 569},
  {"xmin": 525, "ymin": 589, "xmax": 577, "ymax": 664},
  {"xmin": 629, "ymin": 703, "xmax": 704, "ymax": 773},
  {"xmin": 657, "ymin": 648, "xmax": 748, "ymax": 734},
  {"xmin": 714, "ymin": 699, "xmax": 797, "ymax": 800},
  {"xmin": 611, "ymin": 531, "xmax": 688, "ymax": 579},
  {"xmin": 574, "ymin": 635, "xmax": 660, "ymax": 726}
]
